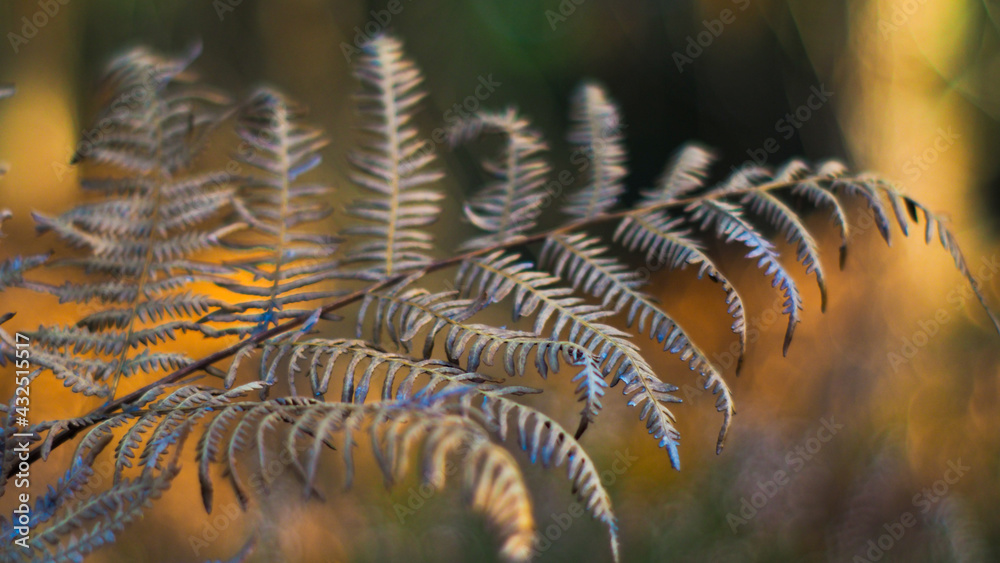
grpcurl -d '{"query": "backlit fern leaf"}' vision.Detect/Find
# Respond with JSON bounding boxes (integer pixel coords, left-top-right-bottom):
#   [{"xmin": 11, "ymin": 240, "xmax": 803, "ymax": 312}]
[
  {"xmin": 449, "ymin": 107, "xmax": 550, "ymax": 249},
  {"xmin": 789, "ymin": 165, "xmax": 851, "ymax": 269},
  {"xmin": 540, "ymin": 233, "xmax": 735, "ymax": 451},
  {"xmin": 342, "ymin": 34, "xmax": 444, "ymax": 280},
  {"xmin": 207, "ymin": 88, "xmax": 343, "ymax": 336},
  {"xmin": 8, "ymin": 430, "xmax": 179, "ymax": 563},
  {"xmin": 27, "ymin": 46, "xmax": 238, "ymax": 398},
  {"xmin": 455, "ymin": 251, "xmax": 684, "ymax": 469},
  {"xmin": 562, "ymin": 82, "xmax": 627, "ymax": 219},
  {"xmin": 69, "ymin": 43, "xmax": 229, "ymax": 172},
  {"xmin": 225, "ymin": 333, "xmax": 505, "ymax": 398},
  {"xmin": 189, "ymin": 389, "xmax": 537, "ymax": 561},
  {"xmin": 867, "ymin": 178, "xmax": 1000, "ymax": 334},
  {"xmin": 639, "ymin": 142, "xmax": 716, "ymax": 206},
  {"xmin": 614, "ymin": 210, "xmax": 748, "ymax": 371},
  {"xmin": 216, "ymin": 331, "xmax": 622, "ymax": 558},
  {"xmin": 688, "ymin": 199, "xmax": 803, "ymax": 355},
  {"xmin": 741, "ymin": 186, "xmax": 828, "ymax": 311},
  {"xmin": 356, "ymin": 284, "xmax": 609, "ymax": 434},
  {"xmin": 457, "ymin": 392, "xmax": 620, "ymax": 561},
  {"xmin": 827, "ymin": 169, "xmax": 893, "ymax": 246}
]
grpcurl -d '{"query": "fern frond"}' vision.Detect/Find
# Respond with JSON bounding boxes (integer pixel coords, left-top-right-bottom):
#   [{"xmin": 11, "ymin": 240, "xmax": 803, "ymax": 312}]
[
  {"xmin": 357, "ymin": 283, "xmax": 610, "ymax": 435},
  {"xmin": 615, "ymin": 211, "xmax": 748, "ymax": 371},
  {"xmin": 455, "ymin": 251, "xmax": 684, "ymax": 468},
  {"xmin": 688, "ymin": 199, "xmax": 803, "ymax": 355},
  {"xmin": 207, "ymin": 88, "xmax": 343, "ymax": 336},
  {"xmin": 71, "ymin": 43, "xmax": 229, "ymax": 172},
  {"xmin": 29, "ymin": 46, "xmax": 239, "ymax": 398},
  {"xmin": 225, "ymin": 333, "xmax": 506, "ymax": 399},
  {"xmin": 562, "ymin": 82, "xmax": 627, "ymax": 219},
  {"xmin": 789, "ymin": 173, "xmax": 851, "ymax": 269},
  {"xmin": 232, "ymin": 333, "xmax": 619, "ymax": 556},
  {"xmin": 342, "ymin": 34, "xmax": 444, "ymax": 280},
  {"xmin": 828, "ymin": 171, "xmax": 893, "ymax": 246},
  {"xmin": 449, "ymin": 107, "xmax": 550, "ymax": 249},
  {"xmin": 457, "ymin": 391, "xmax": 620, "ymax": 561},
  {"xmin": 9, "ymin": 426, "xmax": 179, "ymax": 563},
  {"xmin": 9, "ymin": 36, "xmax": 1000, "ymax": 563},
  {"xmin": 867, "ymin": 180, "xmax": 1000, "ymax": 334},
  {"xmin": 1, "ymin": 331, "xmax": 110, "ymax": 397},
  {"xmin": 740, "ymin": 188, "xmax": 828, "ymax": 311},
  {"xmin": 190, "ymin": 391, "xmax": 538, "ymax": 561},
  {"xmin": 639, "ymin": 143, "xmax": 716, "ymax": 205},
  {"xmin": 540, "ymin": 233, "xmax": 734, "ymax": 451}
]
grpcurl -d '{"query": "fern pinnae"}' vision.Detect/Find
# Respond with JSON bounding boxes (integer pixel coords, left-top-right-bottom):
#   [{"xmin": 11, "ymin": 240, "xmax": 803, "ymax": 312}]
[
  {"xmin": 797, "ymin": 169, "xmax": 998, "ymax": 333},
  {"xmin": 10, "ymin": 34, "xmax": 1000, "ymax": 563},
  {"xmin": 563, "ymin": 82, "xmax": 627, "ymax": 219},
  {"xmin": 342, "ymin": 34, "xmax": 445, "ymax": 280},
  {"xmin": 357, "ymin": 284, "xmax": 610, "ymax": 435},
  {"xmin": 22, "ymin": 465, "xmax": 180, "ymax": 563},
  {"xmin": 210, "ymin": 87, "xmax": 342, "ymax": 336},
  {"xmin": 688, "ymin": 199, "xmax": 804, "ymax": 355},
  {"xmin": 25, "ymin": 435, "xmax": 109, "ymax": 532},
  {"xmin": 639, "ymin": 142, "xmax": 716, "ymax": 206},
  {"xmin": 456, "ymin": 251, "xmax": 684, "ymax": 468},
  {"xmin": 790, "ymin": 177, "xmax": 851, "ymax": 269},
  {"xmin": 741, "ymin": 189, "xmax": 829, "ymax": 311},
  {"xmin": 196, "ymin": 403, "xmax": 244, "ymax": 511},
  {"xmin": 449, "ymin": 107, "xmax": 551, "ymax": 249},
  {"xmin": 614, "ymin": 211, "xmax": 748, "ymax": 372},
  {"xmin": 30, "ymin": 46, "xmax": 238, "ymax": 399},
  {"xmin": 225, "ymin": 397, "xmax": 538, "ymax": 561},
  {"xmin": 460, "ymin": 391, "xmax": 620, "ymax": 561},
  {"xmin": 879, "ymin": 188, "xmax": 1000, "ymax": 335},
  {"xmin": 270, "ymin": 334, "xmax": 509, "ymax": 400},
  {"xmin": 18, "ymin": 420, "xmax": 186, "ymax": 563},
  {"xmin": 540, "ymin": 233, "xmax": 735, "ymax": 451},
  {"xmin": 828, "ymin": 172, "xmax": 893, "ymax": 246}
]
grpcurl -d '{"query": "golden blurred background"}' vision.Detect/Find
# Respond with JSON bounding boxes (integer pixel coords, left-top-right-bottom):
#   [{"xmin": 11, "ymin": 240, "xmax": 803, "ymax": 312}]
[{"xmin": 1, "ymin": 0, "xmax": 1000, "ymax": 561}]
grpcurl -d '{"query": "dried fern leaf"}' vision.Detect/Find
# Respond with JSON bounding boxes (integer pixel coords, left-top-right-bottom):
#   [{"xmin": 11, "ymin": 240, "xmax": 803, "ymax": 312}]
[
  {"xmin": 357, "ymin": 283, "xmax": 610, "ymax": 435},
  {"xmin": 687, "ymin": 199, "xmax": 803, "ymax": 355},
  {"xmin": 456, "ymin": 251, "xmax": 684, "ymax": 469},
  {"xmin": 449, "ymin": 107, "xmax": 550, "ymax": 249},
  {"xmin": 615, "ymin": 210, "xmax": 748, "ymax": 371},
  {"xmin": 868, "ymin": 181, "xmax": 1000, "ymax": 334},
  {"xmin": 193, "ymin": 392, "xmax": 537, "ymax": 562},
  {"xmin": 252, "ymin": 336, "xmax": 620, "ymax": 557},
  {"xmin": 208, "ymin": 87, "xmax": 343, "ymax": 337},
  {"xmin": 540, "ymin": 233, "xmax": 734, "ymax": 451},
  {"xmin": 789, "ymin": 174, "xmax": 850, "ymax": 269},
  {"xmin": 740, "ymin": 187, "xmax": 828, "ymax": 311},
  {"xmin": 639, "ymin": 142, "xmax": 716, "ymax": 205},
  {"xmin": 456, "ymin": 391, "xmax": 620, "ymax": 561},
  {"xmin": 562, "ymin": 82, "xmax": 627, "ymax": 219},
  {"xmin": 342, "ymin": 34, "xmax": 444, "ymax": 280},
  {"xmin": 28, "ymin": 46, "xmax": 238, "ymax": 398},
  {"xmin": 11, "ymin": 424, "xmax": 180, "ymax": 563}
]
